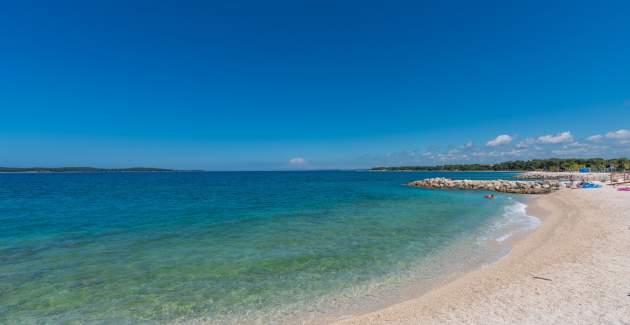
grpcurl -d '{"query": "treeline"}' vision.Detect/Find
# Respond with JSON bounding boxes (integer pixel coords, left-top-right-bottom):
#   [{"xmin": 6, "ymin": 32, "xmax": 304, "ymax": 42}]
[
  {"xmin": 372, "ymin": 158, "xmax": 630, "ymax": 172},
  {"xmin": 0, "ymin": 167, "xmax": 174, "ymax": 173}
]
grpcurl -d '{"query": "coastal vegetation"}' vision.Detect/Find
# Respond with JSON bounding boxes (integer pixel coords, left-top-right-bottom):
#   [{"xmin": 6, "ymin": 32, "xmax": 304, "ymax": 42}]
[{"xmin": 372, "ymin": 158, "xmax": 630, "ymax": 172}]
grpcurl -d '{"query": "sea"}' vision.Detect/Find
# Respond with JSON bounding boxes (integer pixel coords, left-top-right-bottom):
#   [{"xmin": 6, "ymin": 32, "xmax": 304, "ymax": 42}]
[{"xmin": 0, "ymin": 171, "xmax": 539, "ymax": 324}]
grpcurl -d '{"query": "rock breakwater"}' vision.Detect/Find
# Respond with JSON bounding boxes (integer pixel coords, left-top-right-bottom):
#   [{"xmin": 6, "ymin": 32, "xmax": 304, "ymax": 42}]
[{"xmin": 408, "ymin": 178, "xmax": 561, "ymax": 194}]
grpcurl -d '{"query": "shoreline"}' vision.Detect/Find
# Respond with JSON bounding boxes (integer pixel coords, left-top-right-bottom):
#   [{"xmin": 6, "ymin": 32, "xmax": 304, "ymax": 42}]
[
  {"xmin": 332, "ymin": 186, "xmax": 630, "ymax": 324},
  {"xmin": 285, "ymin": 194, "xmax": 540, "ymax": 325}
]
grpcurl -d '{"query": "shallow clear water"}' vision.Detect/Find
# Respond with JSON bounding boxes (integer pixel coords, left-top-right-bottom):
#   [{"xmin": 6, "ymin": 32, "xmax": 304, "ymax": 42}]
[{"xmin": 0, "ymin": 171, "xmax": 528, "ymax": 324}]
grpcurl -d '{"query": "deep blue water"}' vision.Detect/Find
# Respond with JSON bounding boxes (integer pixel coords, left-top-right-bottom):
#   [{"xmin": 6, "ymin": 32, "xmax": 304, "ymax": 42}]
[{"xmin": 0, "ymin": 171, "xmax": 524, "ymax": 324}]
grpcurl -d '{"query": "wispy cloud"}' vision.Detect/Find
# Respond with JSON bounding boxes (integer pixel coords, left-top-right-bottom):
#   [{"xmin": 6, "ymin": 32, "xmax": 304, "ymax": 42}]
[
  {"xmin": 605, "ymin": 129, "xmax": 630, "ymax": 139},
  {"xmin": 486, "ymin": 134, "xmax": 512, "ymax": 147},
  {"xmin": 288, "ymin": 157, "xmax": 307, "ymax": 166},
  {"xmin": 372, "ymin": 128, "xmax": 630, "ymax": 166},
  {"xmin": 537, "ymin": 131, "xmax": 573, "ymax": 144},
  {"xmin": 587, "ymin": 134, "xmax": 603, "ymax": 142}
]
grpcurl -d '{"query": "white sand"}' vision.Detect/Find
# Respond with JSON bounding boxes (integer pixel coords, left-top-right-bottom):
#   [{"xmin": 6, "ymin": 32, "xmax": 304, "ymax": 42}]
[{"xmin": 333, "ymin": 186, "xmax": 630, "ymax": 324}]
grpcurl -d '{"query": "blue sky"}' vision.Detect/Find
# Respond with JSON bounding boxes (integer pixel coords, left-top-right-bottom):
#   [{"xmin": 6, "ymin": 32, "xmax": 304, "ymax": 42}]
[{"xmin": 1, "ymin": 0, "xmax": 629, "ymax": 170}]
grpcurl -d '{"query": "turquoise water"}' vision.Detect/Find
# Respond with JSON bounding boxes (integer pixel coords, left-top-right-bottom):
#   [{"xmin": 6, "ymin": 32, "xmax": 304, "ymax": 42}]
[{"xmin": 0, "ymin": 171, "xmax": 530, "ymax": 324}]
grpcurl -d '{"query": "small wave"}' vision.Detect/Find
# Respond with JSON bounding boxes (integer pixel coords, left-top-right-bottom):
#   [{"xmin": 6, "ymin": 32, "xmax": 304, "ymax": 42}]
[{"xmin": 479, "ymin": 199, "xmax": 540, "ymax": 244}]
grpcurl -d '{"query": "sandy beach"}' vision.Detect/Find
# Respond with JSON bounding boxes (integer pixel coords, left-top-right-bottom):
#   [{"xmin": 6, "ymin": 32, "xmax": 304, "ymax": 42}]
[{"xmin": 334, "ymin": 186, "xmax": 630, "ymax": 324}]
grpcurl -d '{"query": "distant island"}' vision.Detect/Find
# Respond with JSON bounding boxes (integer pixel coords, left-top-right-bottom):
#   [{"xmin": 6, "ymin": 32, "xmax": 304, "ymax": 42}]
[
  {"xmin": 371, "ymin": 158, "xmax": 630, "ymax": 172},
  {"xmin": 0, "ymin": 167, "xmax": 177, "ymax": 173}
]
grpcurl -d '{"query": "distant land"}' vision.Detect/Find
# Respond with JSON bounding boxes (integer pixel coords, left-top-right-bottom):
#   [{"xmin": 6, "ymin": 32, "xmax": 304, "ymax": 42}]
[
  {"xmin": 371, "ymin": 158, "xmax": 630, "ymax": 172},
  {"xmin": 0, "ymin": 167, "xmax": 179, "ymax": 173}
]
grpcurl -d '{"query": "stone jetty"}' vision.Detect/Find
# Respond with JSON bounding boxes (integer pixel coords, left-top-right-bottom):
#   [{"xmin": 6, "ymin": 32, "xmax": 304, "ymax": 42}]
[{"xmin": 408, "ymin": 177, "xmax": 561, "ymax": 194}]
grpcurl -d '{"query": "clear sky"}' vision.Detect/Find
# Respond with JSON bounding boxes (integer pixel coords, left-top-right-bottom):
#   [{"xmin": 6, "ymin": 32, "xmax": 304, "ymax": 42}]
[{"xmin": 1, "ymin": 0, "xmax": 629, "ymax": 170}]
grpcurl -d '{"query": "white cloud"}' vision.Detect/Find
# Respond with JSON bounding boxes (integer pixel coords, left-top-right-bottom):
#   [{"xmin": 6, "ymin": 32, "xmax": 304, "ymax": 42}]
[
  {"xmin": 564, "ymin": 141, "xmax": 588, "ymax": 148},
  {"xmin": 503, "ymin": 149, "xmax": 524, "ymax": 156},
  {"xmin": 288, "ymin": 157, "xmax": 306, "ymax": 165},
  {"xmin": 486, "ymin": 134, "xmax": 512, "ymax": 147},
  {"xmin": 371, "ymin": 128, "xmax": 630, "ymax": 167},
  {"xmin": 537, "ymin": 131, "xmax": 573, "ymax": 144},
  {"xmin": 515, "ymin": 138, "xmax": 535, "ymax": 148},
  {"xmin": 605, "ymin": 129, "xmax": 630, "ymax": 139}
]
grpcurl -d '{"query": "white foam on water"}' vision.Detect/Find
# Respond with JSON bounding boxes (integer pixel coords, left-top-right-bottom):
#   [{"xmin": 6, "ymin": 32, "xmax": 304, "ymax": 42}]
[{"xmin": 478, "ymin": 198, "xmax": 540, "ymax": 245}]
